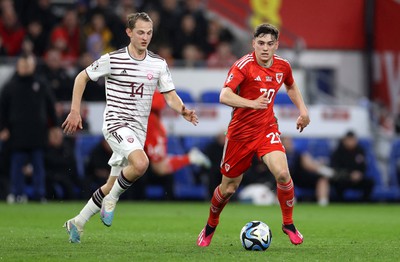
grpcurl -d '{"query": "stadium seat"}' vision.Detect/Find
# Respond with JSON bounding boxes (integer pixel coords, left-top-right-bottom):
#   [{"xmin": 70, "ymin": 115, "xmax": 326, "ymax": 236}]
[
  {"xmin": 176, "ymin": 90, "xmax": 195, "ymax": 103},
  {"xmin": 274, "ymin": 92, "xmax": 293, "ymax": 105},
  {"xmin": 200, "ymin": 90, "xmax": 220, "ymax": 103},
  {"xmin": 182, "ymin": 136, "xmax": 214, "ymax": 151}
]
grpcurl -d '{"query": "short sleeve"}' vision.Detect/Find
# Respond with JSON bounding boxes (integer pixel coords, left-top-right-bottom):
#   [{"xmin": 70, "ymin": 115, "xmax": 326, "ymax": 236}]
[
  {"xmin": 158, "ymin": 61, "xmax": 175, "ymax": 93},
  {"xmin": 284, "ymin": 63, "xmax": 294, "ymax": 87},
  {"xmin": 85, "ymin": 54, "xmax": 111, "ymax": 81},
  {"xmin": 224, "ymin": 65, "xmax": 246, "ymax": 92}
]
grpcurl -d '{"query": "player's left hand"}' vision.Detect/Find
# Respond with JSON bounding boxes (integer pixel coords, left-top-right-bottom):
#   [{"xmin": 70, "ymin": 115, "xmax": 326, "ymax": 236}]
[
  {"xmin": 296, "ymin": 114, "xmax": 310, "ymax": 132},
  {"xmin": 181, "ymin": 105, "xmax": 199, "ymax": 126}
]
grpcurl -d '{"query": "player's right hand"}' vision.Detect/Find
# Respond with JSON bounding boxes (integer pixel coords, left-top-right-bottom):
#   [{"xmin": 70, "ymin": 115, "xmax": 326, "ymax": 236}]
[
  {"xmin": 62, "ymin": 110, "xmax": 83, "ymax": 135},
  {"xmin": 253, "ymin": 92, "xmax": 269, "ymax": 109}
]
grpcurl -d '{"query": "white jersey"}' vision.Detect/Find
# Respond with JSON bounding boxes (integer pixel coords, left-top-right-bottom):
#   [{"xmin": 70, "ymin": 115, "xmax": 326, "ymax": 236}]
[{"xmin": 85, "ymin": 47, "xmax": 175, "ymax": 146}]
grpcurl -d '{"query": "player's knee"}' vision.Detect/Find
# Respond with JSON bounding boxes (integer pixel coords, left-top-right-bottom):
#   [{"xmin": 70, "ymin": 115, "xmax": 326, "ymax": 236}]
[
  {"xmin": 134, "ymin": 157, "xmax": 149, "ymax": 175},
  {"xmin": 275, "ymin": 169, "xmax": 291, "ymax": 184},
  {"xmin": 224, "ymin": 184, "xmax": 239, "ymax": 197}
]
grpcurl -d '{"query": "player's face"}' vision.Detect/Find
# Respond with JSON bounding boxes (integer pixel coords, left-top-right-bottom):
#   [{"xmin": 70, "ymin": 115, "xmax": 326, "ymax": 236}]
[
  {"xmin": 126, "ymin": 19, "xmax": 153, "ymax": 53},
  {"xmin": 252, "ymin": 34, "xmax": 279, "ymax": 65}
]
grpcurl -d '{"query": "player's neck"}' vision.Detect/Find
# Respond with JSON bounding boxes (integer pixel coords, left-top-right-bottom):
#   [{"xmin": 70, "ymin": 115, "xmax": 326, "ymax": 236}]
[
  {"xmin": 257, "ymin": 57, "xmax": 273, "ymax": 68},
  {"xmin": 128, "ymin": 44, "xmax": 147, "ymax": 60}
]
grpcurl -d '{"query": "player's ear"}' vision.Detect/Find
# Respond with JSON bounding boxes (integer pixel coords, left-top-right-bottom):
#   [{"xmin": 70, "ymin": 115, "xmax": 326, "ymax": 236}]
[
  {"xmin": 275, "ymin": 40, "xmax": 279, "ymax": 50},
  {"xmin": 125, "ymin": 28, "xmax": 132, "ymax": 38}
]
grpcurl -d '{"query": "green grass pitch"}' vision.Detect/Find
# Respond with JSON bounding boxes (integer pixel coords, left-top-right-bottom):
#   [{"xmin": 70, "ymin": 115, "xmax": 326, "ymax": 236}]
[{"xmin": 0, "ymin": 201, "xmax": 399, "ymax": 261}]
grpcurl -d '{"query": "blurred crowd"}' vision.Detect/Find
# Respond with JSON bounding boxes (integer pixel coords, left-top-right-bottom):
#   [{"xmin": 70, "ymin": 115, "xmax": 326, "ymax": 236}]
[{"xmin": 0, "ymin": 0, "xmax": 239, "ymax": 78}]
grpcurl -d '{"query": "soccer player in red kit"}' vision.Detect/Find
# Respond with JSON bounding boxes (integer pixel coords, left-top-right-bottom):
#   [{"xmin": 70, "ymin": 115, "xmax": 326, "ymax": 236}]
[
  {"xmin": 145, "ymin": 91, "xmax": 210, "ymax": 175},
  {"xmin": 197, "ymin": 23, "xmax": 310, "ymax": 246}
]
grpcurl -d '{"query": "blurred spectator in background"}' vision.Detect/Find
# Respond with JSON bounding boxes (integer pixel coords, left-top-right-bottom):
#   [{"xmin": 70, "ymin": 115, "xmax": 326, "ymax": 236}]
[
  {"xmin": 330, "ymin": 131, "xmax": 374, "ymax": 202},
  {"xmin": 207, "ymin": 41, "xmax": 238, "ymax": 69},
  {"xmin": 157, "ymin": 44, "xmax": 175, "ymax": 67},
  {"xmin": 25, "ymin": 0, "xmax": 58, "ymax": 41},
  {"xmin": 183, "ymin": 0, "xmax": 208, "ymax": 40},
  {"xmin": 85, "ymin": 0, "xmax": 124, "ymax": 49},
  {"xmin": 83, "ymin": 12, "xmax": 114, "ymax": 60},
  {"xmin": 177, "ymin": 44, "xmax": 205, "ymax": 68},
  {"xmin": 157, "ymin": 0, "xmax": 183, "ymax": 50},
  {"xmin": 147, "ymin": 8, "xmax": 170, "ymax": 53},
  {"xmin": 45, "ymin": 128, "xmax": 79, "ymax": 200},
  {"xmin": 0, "ymin": 1, "xmax": 26, "ymax": 56},
  {"xmin": 282, "ymin": 136, "xmax": 334, "ymax": 206},
  {"xmin": 206, "ymin": 17, "xmax": 235, "ymax": 56},
  {"xmin": 172, "ymin": 13, "xmax": 205, "ymax": 60},
  {"xmin": 37, "ymin": 48, "xmax": 74, "ymax": 101},
  {"xmin": 25, "ymin": 19, "xmax": 48, "ymax": 57},
  {"xmin": 0, "ymin": 54, "xmax": 59, "ymax": 203},
  {"xmin": 49, "ymin": 9, "xmax": 81, "ymax": 66}
]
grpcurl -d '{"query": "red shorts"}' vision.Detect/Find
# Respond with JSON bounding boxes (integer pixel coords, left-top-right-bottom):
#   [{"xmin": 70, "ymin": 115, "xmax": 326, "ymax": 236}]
[{"xmin": 220, "ymin": 124, "xmax": 285, "ymax": 178}]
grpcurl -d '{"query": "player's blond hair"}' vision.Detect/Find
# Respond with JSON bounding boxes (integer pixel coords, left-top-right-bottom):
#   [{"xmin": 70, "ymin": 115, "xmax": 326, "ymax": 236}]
[{"xmin": 126, "ymin": 12, "xmax": 152, "ymax": 30}]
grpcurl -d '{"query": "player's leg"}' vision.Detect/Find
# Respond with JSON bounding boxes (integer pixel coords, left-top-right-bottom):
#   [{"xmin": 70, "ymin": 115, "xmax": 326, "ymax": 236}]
[
  {"xmin": 145, "ymin": 130, "xmax": 210, "ymax": 176},
  {"xmin": 64, "ymin": 166, "xmax": 121, "ymax": 243},
  {"xmin": 197, "ymin": 175, "xmax": 242, "ymax": 247},
  {"xmin": 197, "ymin": 138, "xmax": 253, "ymax": 247},
  {"xmin": 316, "ymin": 177, "xmax": 330, "ymax": 206},
  {"xmin": 262, "ymin": 151, "xmax": 303, "ymax": 245},
  {"xmin": 100, "ymin": 128, "xmax": 149, "ymax": 226}
]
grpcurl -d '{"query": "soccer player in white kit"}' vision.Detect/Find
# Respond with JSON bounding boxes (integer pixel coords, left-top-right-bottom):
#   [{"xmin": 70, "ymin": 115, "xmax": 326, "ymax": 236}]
[{"xmin": 62, "ymin": 12, "xmax": 199, "ymax": 243}]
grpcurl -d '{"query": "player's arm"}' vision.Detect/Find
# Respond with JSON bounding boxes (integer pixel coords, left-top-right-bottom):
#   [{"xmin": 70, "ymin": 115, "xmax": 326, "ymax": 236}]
[
  {"xmin": 162, "ymin": 90, "xmax": 199, "ymax": 126},
  {"xmin": 285, "ymin": 81, "xmax": 310, "ymax": 132},
  {"xmin": 220, "ymin": 87, "xmax": 269, "ymax": 109},
  {"xmin": 61, "ymin": 70, "xmax": 90, "ymax": 134}
]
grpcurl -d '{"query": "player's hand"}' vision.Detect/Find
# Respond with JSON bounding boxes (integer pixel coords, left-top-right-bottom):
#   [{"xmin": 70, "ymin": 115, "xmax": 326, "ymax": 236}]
[
  {"xmin": 296, "ymin": 114, "xmax": 310, "ymax": 133},
  {"xmin": 253, "ymin": 92, "xmax": 269, "ymax": 109},
  {"xmin": 181, "ymin": 105, "xmax": 199, "ymax": 126},
  {"xmin": 62, "ymin": 110, "xmax": 83, "ymax": 135}
]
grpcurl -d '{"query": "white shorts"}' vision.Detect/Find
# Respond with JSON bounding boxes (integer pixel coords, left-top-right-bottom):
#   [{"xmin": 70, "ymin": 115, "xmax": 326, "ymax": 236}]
[{"xmin": 102, "ymin": 127, "xmax": 144, "ymax": 171}]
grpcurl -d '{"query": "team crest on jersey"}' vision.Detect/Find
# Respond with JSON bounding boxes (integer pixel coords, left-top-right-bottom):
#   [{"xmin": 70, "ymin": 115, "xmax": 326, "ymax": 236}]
[
  {"xmin": 276, "ymin": 73, "xmax": 283, "ymax": 84},
  {"xmin": 126, "ymin": 136, "xmax": 135, "ymax": 143},
  {"xmin": 226, "ymin": 73, "xmax": 234, "ymax": 83},
  {"xmin": 224, "ymin": 163, "xmax": 230, "ymax": 172},
  {"xmin": 147, "ymin": 72, "xmax": 154, "ymax": 80}
]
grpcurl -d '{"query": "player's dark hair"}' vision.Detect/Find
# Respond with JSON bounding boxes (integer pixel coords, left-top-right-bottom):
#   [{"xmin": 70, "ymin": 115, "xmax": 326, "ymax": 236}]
[
  {"xmin": 126, "ymin": 12, "xmax": 152, "ymax": 30},
  {"xmin": 253, "ymin": 23, "xmax": 279, "ymax": 41}
]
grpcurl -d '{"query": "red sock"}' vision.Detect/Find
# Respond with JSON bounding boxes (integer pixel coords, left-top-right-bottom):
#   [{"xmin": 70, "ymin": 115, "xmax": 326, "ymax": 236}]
[
  {"xmin": 207, "ymin": 186, "xmax": 230, "ymax": 227},
  {"xmin": 277, "ymin": 179, "xmax": 295, "ymax": 225},
  {"xmin": 168, "ymin": 155, "xmax": 190, "ymax": 173}
]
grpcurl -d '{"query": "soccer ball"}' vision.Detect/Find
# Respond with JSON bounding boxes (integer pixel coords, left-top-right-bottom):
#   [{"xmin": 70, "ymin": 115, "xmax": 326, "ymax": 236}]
[{"xmin": 240, "ymin": 221, "xmax": 272, "ymax": 251}]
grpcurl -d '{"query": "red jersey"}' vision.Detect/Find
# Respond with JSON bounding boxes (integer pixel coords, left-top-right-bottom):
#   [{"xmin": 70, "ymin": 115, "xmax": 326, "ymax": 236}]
[
  {"xmin": 144, "ymin": 91, "xmax": 167, "ymax": 162},
  {"xmin": 224, "ymin": 52, "xmax": 294, "ymax": 141}
]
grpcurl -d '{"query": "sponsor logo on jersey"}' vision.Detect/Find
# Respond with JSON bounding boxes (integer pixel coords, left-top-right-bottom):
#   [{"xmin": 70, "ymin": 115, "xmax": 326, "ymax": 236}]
[
  {"xmin": 121, "ymin": 69, "xmax": 128, "ymax": 75},
  {"xmin": 266, "ymin": 76, "xmax": 273, "ymax": 82},
  {"xmin": 276, "ymin": 73, "xmax": 283, "ymax": 84},
  {"xmin": 254, "ymin": 75, "xmax": 262, "ymax": 81}
]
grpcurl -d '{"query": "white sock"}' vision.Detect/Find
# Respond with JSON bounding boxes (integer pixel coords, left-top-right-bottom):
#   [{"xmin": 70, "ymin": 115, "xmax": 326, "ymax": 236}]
[
  {"xmin": 74, "ymin": 198, "xmax": 101, "ymax": 228},
  {"xmin": 109, "ymin": 173, "xmax": 133, "ymax": 200}
]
